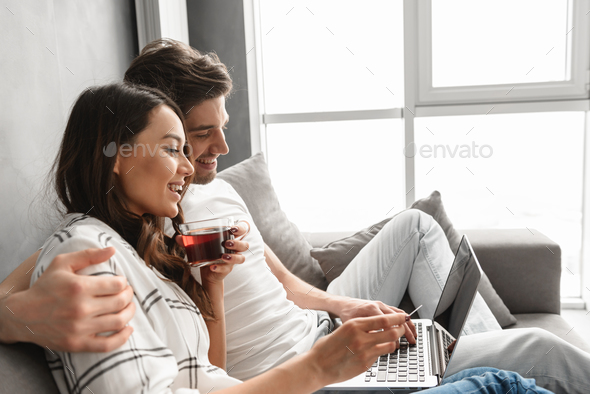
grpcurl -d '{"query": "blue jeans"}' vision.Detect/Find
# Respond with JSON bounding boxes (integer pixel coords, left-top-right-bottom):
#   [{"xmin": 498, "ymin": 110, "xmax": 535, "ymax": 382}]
[
  {"xmin": 316, "ymin": 368, "xmax": 552, "ymax": 394},
  {"xmin": 430, "ymin": 367, "xmax": 553, "ymax": 394}
]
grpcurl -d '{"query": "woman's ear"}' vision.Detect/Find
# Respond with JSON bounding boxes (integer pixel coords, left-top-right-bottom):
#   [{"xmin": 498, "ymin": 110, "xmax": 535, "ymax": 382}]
[{"xmin": 113, "ymin": 154, "xmax": 121, "ymax": 175}]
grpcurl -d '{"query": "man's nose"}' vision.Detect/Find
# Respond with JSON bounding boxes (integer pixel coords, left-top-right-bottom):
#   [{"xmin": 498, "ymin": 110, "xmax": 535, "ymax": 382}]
[{"xmin": 209, "ymin": 129, "xmax": 229, "ymax": 155}]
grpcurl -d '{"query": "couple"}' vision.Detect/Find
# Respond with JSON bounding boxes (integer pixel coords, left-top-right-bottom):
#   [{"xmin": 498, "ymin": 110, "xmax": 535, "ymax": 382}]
[{"xmin": 0, "ymin": 39, "xmax": 588, "ymax": 393}]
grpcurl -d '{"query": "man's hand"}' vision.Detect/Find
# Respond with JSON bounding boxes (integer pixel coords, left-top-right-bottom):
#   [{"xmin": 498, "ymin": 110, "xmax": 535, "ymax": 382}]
[
  {"xmin": 336, "ymin": 298, "xmax": 417, "ymax": 344},
  {"xmin": 0, "ymin": 247, "xmax": 134, "ymax": 352}
]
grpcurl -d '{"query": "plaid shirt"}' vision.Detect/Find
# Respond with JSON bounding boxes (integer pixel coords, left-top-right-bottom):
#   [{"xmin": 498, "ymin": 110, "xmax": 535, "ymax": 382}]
[{"xmin": 33, "ymin": 214, "xmax": 241, "ymax": 394}]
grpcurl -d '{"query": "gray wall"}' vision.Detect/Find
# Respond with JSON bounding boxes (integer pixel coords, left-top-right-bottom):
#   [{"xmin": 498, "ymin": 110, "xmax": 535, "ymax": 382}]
[
  {"xmin": 187, "ymin": 0, "xmax": 252, "ymax": 171},
  {"xmin": 0, "ymin": 0, "xmax": 137, "ymax": 281}
]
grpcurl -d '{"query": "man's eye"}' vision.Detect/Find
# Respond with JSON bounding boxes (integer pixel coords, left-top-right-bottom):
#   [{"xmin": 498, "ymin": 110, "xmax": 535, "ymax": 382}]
[{"xmin": 190, "ymin": 130, "xmax": 212, "ymax": 139}]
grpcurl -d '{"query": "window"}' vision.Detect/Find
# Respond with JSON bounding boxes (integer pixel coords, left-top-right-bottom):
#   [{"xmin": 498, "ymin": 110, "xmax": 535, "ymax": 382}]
[
  {"xmin": 250, "ymin": 0, "xmax": 406, "ymax": 232},
  {"xmin": 416, "ymin": 0, "xmax": 589, "ymax": 105},
  {"xmin": 245, "ymin": 0, "xmax": 590, "ymax": 300},
  {"xmin": 415, "ymin": 112, "xmax": 585, "ymax": 297},
  {"xmin": 258, "ymin": 0, "xmax": 404, "ymax": 113},
  {"xmin": 266, "ymin": 119, "xmax": 405, "ymax": 232},
  {"xmin": 431, "ymin": 0, "xmax": 570, "ymax": 87}
]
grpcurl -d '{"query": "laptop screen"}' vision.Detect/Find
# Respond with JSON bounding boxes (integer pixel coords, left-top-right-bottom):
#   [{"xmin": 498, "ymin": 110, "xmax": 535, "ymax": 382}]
[{"xmin": 432, "ymin": 236, "xmax": 482, "ymax": 339}]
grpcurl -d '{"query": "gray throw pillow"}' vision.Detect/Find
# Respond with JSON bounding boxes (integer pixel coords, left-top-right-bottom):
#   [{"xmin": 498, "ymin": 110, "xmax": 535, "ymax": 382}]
[
  {"xmin": 310, "ymin": 216, "xmax": 397, "ymax": 283},
  {"xmin": 218, "ymin": 153, "xmax": 328, "ymax": 290},
  {"xmin": 311, "ymin": 190, "xmax": 517, "ymax": 328},
  {"xmin": 411, "ymin": 191, "xmax": 517, "ymax": 328}
]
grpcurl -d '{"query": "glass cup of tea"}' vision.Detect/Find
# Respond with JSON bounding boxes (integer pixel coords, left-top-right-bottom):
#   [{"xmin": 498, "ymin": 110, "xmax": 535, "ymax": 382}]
[{"xmin": 179, "ymin": 217, "xmax": 250, "ymax": 268}]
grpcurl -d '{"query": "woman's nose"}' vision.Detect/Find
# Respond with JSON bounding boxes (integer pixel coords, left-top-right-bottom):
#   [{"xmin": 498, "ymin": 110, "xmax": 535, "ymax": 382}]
[{"xmin": 180, "ymin": 154, "xmax": 194, "ymax": 176}]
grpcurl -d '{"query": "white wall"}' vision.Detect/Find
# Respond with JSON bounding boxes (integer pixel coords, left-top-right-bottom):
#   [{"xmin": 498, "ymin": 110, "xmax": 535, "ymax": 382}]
[{"xmin": 0, "ymin": 0, "xmax": 137, "ymax": 281}]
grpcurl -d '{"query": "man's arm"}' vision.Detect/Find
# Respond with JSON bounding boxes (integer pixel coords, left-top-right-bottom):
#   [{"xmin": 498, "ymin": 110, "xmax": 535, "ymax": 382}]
[
  {"xmin": 264, "ymin": 244, "xmax": 416, "ymax": 342},
  {"xmin": 0, "ymin": 250, "xmax": 40, "ymax": 296},
  {"xmin": 0, "ymin": 247, "xmax": 135, "ymax": 352},
  {"xmin": 264, "ymin": 245, "xmax": 345, "ymax": 315}
]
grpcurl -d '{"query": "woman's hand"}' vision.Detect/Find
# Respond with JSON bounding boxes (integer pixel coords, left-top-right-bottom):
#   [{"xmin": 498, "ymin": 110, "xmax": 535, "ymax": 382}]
[
  {"xmin": 176, "ymin": 222, "xmax": 250, "ymax": 287},
  {"xmin": 305, "ymin": 313, "xmax": 408, "ymax": 386}
]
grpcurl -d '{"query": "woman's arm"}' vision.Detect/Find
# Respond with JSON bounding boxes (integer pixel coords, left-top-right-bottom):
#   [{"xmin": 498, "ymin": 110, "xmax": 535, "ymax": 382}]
[
  {"xmin": 0, "ymin": 248, "xmax": 134, "ymax": 351},
  {"xmin": 182, "ymin": 227, "xmax": 249, "ymax": 371},
  {"xmin": 32, "ymin": 233, "xmax": 243, "ymax": 394},
  {"xmin": 200, "ymin": 253, "xmax": 246, "ymax": 370},
  {"xmin": 216, "ymin": 313, "xmax": 408, "ymax": 394},
  {"xmin": 203, "ymin": 281, "xmax": 226, "ymax": 369}
]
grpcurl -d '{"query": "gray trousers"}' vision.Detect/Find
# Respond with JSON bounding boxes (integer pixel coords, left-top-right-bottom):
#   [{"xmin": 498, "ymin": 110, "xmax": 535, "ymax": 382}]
[
  {"xmin": 448, "ymin": 327, "xmax": 590, "ymax": 394},
  {"xmin": 323, "ymin": 209, "xmax": 590, "ymax": 394}
]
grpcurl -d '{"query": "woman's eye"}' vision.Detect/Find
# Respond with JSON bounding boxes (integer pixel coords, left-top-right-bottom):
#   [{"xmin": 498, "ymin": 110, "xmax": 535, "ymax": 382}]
[{"xmin": 166, "ymin": 148, "xmax": 180, "ymax": 157}]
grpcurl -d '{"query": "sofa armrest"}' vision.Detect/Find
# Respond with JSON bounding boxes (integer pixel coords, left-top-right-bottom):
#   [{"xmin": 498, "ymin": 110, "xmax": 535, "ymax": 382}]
[{"xmin": 462, "ymin": 228, "xmax": 561, "ymax": 315}]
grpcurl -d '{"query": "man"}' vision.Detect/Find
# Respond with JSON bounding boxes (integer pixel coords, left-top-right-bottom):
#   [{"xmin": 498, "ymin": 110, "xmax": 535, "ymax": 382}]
[{"xmin": 1, "ymin": 39, "xmax": 589, "ymax": 393}]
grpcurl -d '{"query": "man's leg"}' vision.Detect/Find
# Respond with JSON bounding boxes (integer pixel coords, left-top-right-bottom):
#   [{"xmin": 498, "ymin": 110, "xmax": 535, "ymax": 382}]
[
  {"xmin": 432, "ymin": 367, "xmax": 553, "ymax": 394},
  {"xmin": 318, "ymin": 368, "xmax": 550, "ymax": 394},
  {"xmin": 326, "ymin": 209, "xmax": 500, "ymax": 334},
  {"xmin": 447, "ymin": 328, "xmax": 590, "ymax": 394}
]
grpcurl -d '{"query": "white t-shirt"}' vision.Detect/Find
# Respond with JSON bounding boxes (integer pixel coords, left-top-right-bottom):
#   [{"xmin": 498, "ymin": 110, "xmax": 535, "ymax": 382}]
[
  {"xmin": 169, "ymin": 180, "xmax": 318, "ymax": 380},
  {"xmin": 33, "ymin": 214, "xmax": 242, "ymax": 394}
]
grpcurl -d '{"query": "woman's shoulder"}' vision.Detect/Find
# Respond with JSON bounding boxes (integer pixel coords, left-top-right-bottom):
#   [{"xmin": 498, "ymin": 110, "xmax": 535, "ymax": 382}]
[
  {"xmin": 33, "ymin": 214, "xmax": 141, "ymax": 282},
  {"xmin": 44, "ymin": 213, "xmax": 132, "ymax": 251}
]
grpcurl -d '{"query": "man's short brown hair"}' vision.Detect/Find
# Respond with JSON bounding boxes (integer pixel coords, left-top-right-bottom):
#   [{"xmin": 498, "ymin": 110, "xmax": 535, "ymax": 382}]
[{"xmin": 124, "ymin": 38, "xmax": 232, "ymax": 114}]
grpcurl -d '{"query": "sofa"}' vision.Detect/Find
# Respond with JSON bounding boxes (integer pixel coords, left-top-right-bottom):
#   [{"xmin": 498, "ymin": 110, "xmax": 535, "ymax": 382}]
[
  {"xmin": 0, "ymin": 153, "xmax": 588, "ymax": 393},
  {"xmin": 305, "ymin": 228, "xmax": 590, "ymax": 352}
]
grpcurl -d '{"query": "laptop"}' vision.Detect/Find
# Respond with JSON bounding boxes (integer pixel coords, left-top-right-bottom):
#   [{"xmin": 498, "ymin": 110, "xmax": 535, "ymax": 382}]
[{"xmin": 320, "ymin": 235, "xmax": 482, "ymax": 392}]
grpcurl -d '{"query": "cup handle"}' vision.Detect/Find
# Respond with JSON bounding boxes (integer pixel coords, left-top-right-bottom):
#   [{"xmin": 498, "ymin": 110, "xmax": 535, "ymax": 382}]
[{"xmin": 234, "ymin": 219, "xmax": 251, "ymax": 240}]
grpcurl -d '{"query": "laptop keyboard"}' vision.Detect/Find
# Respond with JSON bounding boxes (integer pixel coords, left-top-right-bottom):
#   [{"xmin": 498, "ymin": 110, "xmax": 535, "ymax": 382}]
[
  {"xmin": 442, "ymin": 330, "xmax": 453, "ymax": 364},
  {"xmin": 365, "ymin": 322, "xmax": 426, "ymax": 383}
]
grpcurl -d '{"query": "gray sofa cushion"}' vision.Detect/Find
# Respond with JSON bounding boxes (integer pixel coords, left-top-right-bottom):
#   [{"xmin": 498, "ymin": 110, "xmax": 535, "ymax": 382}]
[
  {"xmin": 0, "ymin": 342, "xmax": 58, "ymax": 394},
  {"xmin": 218, "ymin": 152, "xmax": 328, "ymax": 290},
  {"xmin": 311, "ymin": 191, "xmax": 517, "ymax": 328},
  {"xmin": 510, "ymin": 313, "xmax": 590, "ymax": 354},
  {"xmin": 310, "ymin": 216, "xmax": 394, "ymax": 283},
  {"xmin": 411, "ymin": 192, "xmax": 517, "ymax": 328}
]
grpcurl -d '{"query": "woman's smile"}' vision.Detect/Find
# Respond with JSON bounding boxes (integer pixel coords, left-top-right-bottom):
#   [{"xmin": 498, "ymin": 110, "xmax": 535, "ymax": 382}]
[{"xmin": 167, "ymin": 182, "xmax": 184, "ymax": 201}]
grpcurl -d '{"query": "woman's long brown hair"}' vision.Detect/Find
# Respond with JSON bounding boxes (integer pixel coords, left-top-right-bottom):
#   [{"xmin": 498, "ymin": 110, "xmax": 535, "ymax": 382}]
[{"xmin": 53, "ymin": 82, "xmax": 215, "ymax": 319}]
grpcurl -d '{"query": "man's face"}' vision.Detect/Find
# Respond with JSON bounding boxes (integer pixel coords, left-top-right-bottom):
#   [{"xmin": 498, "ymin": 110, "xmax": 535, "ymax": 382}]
[{"xmin": 184, "ymin": 96, "xmax": 230, "ymax": 184}]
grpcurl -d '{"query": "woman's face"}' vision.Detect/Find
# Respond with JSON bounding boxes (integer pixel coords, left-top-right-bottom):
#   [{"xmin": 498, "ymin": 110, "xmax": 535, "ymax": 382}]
[{"xmin": 114, "ymin": 105, "xmax": 194, "ymax": 218}]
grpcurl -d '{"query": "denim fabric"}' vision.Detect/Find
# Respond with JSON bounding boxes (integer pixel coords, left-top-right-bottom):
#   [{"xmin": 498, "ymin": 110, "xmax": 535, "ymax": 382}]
[
  {"xmin": 315, "ymin": 368, "xmax": 552, "ymax": 394},
  {"xmin": 434, "ymin": 367, "xmax": 553, "ymax": 394}
]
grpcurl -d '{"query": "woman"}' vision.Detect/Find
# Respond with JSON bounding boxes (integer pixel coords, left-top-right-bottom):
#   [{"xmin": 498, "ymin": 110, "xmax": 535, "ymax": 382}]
[{"xmin": 33, "ymin": 82, "xmax": 550, "ymax": 394}]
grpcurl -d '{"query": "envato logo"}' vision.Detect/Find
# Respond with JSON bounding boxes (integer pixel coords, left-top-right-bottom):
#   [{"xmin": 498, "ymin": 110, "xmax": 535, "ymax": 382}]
[
  {"xmin": 403, "ymin": 142, "xmax": 493, "ymax": 159},
  {"xmin": 103, "ymin": 142, "xmax": 193, "ymax": 158}
]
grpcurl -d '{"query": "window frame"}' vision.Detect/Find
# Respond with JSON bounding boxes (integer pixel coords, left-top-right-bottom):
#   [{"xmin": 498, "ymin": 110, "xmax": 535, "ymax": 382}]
[{"xmin": 415, "ymin": 0, "xmax": 590, "ymax": 106}]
